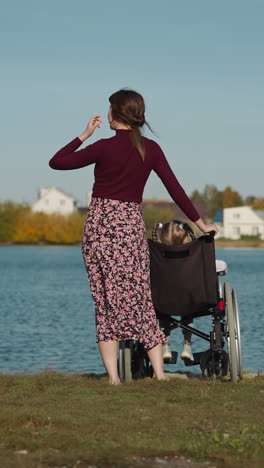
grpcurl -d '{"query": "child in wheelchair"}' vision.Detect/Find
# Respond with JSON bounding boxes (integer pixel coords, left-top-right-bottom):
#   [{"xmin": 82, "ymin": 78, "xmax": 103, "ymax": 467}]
[
  {"xmin": 118, "ymin": 220, "xmax": 241, "ymax": 382},
  {"xmin": 152, "ymin": 220, "xmax": 227, "ymax": 363}
]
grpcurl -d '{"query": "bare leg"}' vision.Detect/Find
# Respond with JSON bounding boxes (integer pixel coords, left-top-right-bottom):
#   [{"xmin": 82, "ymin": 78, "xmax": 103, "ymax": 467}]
[
  {"xmin": 98, "ymin": 340, "xmax": 121, "ymax": 385},
  {"xmin": 147, "ymin": 343, "xmax": 167, "ymax": 380}
]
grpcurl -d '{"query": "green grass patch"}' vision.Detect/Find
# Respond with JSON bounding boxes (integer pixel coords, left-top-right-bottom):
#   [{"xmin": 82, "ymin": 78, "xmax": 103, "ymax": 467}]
[{"xmin": 0, "ymin": 372, "xmax": 263, "ymax": 467}]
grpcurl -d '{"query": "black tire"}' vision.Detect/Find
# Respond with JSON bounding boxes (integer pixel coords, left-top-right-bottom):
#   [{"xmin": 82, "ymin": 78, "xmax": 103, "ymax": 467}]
[
  {"xmin": 118, "ymin": 341, "xmax": 132, "ymax": 382},
  {"xmin": 131, "ymin": 342, "xmax": 146, "ymax": 379},
  {"xmin": 200, "ymin": 349, "xmax": 228, "ymax": 378},
  {"xmin": 224, "ymin": 282, "xmax": 239, "ymax": 383},
  {"xmin": 232, "ymin": 288, "xmax": 243, "ymax": 379}
]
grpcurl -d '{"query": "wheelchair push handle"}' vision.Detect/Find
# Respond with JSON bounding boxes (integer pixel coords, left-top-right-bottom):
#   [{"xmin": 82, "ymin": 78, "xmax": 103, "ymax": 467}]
[{"xmin": 208, "ymin": 230, "xmax": 216, "ymax": 237}]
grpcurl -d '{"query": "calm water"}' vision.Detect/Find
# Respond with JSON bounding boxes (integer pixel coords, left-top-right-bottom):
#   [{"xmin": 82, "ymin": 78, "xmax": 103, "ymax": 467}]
[{"xmin": 0, "ymin": 246, "xmax": 263, "ymax": 374}]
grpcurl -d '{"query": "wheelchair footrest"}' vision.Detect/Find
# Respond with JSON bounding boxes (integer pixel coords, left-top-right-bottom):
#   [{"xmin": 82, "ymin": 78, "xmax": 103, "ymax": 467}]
[
  {"xmin": 163, "ymin": 351, "xmax": 178, "ymax": 364},
  {"xmin": 183, "ymin": 352, "xmax": 203, "ymax": 366}
]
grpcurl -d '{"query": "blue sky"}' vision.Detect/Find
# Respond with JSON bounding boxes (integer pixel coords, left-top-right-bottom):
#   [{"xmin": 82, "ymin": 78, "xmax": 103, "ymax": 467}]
[{"xmin": 1, "ymin": 0, "xmax": 263, "ymax": 206}]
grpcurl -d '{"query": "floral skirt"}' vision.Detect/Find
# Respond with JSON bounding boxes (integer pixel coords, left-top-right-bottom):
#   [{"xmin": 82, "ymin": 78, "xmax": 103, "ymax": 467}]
[{"xmin": 81, "ymin": 197, "xmax": 166, "ymax": 350}]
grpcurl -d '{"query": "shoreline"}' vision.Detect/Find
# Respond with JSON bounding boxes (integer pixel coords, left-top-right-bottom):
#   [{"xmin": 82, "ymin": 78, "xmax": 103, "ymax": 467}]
[
  {"xmin": 215, "ymin": 240, "xmax": 264, "ymax": 249},
  {"xmin": 0, "ymin": 369, "xmax": 259, "ymax": 378},
  {"xmin": 1, "ymin": 240, "xmax": 264, "ymax": 248}
]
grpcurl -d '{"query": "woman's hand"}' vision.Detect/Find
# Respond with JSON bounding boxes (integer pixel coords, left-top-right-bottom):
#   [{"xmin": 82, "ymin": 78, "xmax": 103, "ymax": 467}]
[
  {"xmin": 79, "ymin": 115, "xmax": 103, "ymax": 142},
  {"xmin": 195, "ymin": 218, "xmax": 219, "ymax": 234}
]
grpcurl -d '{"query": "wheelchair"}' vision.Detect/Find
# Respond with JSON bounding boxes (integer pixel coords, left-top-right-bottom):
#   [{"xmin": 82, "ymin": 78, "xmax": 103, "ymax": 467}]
[{"xmin": 118, "ymin": 223, "xmax": 242, "ymax": 384}]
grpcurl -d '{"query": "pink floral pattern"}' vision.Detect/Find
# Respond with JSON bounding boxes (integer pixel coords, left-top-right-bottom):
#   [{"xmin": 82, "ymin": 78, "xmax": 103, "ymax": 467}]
[{"xmin": 82, "ymin": 197, "xmax": 166, "ymax": 350}]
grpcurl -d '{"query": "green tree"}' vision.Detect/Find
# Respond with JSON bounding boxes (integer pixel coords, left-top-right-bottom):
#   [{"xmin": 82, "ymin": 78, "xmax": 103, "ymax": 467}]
[
  {"xmin": 190, "ymin": 189, "xmax": 204, "ymax": 204},
  {"xmin": 143, "ymin": 204, "xmax": 177, "ymax": 237},
  {"xmin": 202, "ymin": 185, "xmax": 222, "ymax": 219}
]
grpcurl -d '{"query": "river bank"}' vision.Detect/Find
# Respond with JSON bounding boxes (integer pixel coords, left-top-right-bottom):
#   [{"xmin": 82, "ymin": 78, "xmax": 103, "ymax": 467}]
[
  {"xmin": 1, "ymin": 239, "xmax": 264, "ymax": 248},
  {"xmin": 0, "ymin": 372, "xmax": 263, "ymax": 468},
  {"xmin": 215, "ymin": 239, "xmax": 264, "ymax": 248}
]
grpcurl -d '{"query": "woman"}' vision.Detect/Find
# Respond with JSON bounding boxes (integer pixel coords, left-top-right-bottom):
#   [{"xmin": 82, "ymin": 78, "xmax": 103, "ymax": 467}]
[{"xmin": 49, "ymin": 89, "xmax": 218, "ymax": 384}]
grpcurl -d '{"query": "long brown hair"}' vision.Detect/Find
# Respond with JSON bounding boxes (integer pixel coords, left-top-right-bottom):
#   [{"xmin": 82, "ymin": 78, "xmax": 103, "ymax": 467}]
[
  {"xmin": 152, "ymin": 220, "xmax": 196, "ymax": 245},
  {"xmin": 109, "ymin": 89, "xmax": 152, "ymax": 161},
  {"xmin": 160, "ymin": 221, "xmax": 188, "ymax": 246}
]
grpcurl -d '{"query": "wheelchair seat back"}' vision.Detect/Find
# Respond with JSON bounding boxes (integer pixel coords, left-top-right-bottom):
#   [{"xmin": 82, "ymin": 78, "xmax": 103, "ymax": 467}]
[{"xmin": 148, "ymin": 233, "xmax": 218, "ymax": 318}]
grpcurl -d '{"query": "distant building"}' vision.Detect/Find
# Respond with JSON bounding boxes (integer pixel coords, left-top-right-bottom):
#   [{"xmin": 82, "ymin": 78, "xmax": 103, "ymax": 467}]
[
  {"xmin": 223, "ymin": 206, "xmax": 264, "ymax": 240},
  {"xmin": 32, "ymin": 187, "xmax": 76, "ymax": 215},
  {"xmin": 213, "ymin": 210, "xmax": 224, "ymax": 238},
  {"xmin": 214, "ymin": 210, "xmax": 223, "ymax": 224}
]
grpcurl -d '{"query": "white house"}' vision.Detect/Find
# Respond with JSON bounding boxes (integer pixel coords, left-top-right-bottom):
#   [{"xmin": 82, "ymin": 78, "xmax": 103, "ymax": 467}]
[
  {"xmin": 223, "ymin": 206, "xmax": 264, "ymax": 240},
  {"xmin": 32, "ymin": 187, "xmax": 76, "ymax": 215}
]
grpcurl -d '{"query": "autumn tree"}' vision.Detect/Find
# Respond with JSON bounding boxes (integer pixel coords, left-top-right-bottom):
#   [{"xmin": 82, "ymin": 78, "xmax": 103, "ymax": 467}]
[
  {"xmin": 191, "ymin": 185, "xmax": 223, "ymax": 219},
  {"xmin": 43, "ymin": 212, "xmax": 84, "ymax": 244},
  {"xmin": 222, "ymin": 186, "xmax": 243, "ymax": 209},
  {"xmin": 244, "ymin": 195, "xmax": 256, "ymax": 205},
  {"xmin": 13, "ymin": 211, "xmax": 47, "ymax": 243},
  {"xmin": 12, "ymin": 209, "xmax": 85, "ymax": 244},
  {"xmin": 251, "ymin": 198, "xmax": 264, "ymax": 210},
  {"xmin": 0, "ymin": 201, "xmax": 29, "ymax": 242},
  {"xmin": 191, "ymin": 185, "xmax": 246, "ymax": 219}
]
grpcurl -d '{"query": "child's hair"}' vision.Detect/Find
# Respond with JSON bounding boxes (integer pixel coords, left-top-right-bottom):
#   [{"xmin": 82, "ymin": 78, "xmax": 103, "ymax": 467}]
[{"xmin": 152, "ymin": 220, "xmax": 196, "ymax": 245}]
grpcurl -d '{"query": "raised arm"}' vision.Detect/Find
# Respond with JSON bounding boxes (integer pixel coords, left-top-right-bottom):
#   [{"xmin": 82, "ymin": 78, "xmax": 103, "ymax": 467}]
[
  {"xmin": 153, "ymin": 144, "xmax": 219, "ymax": 234},
  {"xmin": 49, "ymin": 115, "xmax": 103, "ymax": 170}
]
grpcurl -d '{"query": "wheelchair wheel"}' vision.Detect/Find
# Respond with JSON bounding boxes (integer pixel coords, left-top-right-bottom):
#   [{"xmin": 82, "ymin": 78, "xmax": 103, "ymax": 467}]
[
  {"xmin": 224, "ymin": 282, "xmax": 239, "ymax": 383},
  {"xmin": 232, "ymin": 288, "xmax": 243, "ymax": 379},
  {"xmin": 118, "ymin": 341, "xmax": 132, "ymax": 382},
  {"xmin": 118, "ymin": 341, "xmax": 149, "ymax": 381},
  {"xmin": 200, "ymin": 349, "xmax": 228, "ymax": 378}
]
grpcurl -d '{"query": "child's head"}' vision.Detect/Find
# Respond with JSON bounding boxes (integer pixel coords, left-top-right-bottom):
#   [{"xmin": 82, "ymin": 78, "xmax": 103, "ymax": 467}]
[
  {"xmin": 160, "ymin": 220, "xmax": 188, "ymax": 245},
  {"xmin": 153, "ymin": 220, "xmax": 195, "ymax": 246}
]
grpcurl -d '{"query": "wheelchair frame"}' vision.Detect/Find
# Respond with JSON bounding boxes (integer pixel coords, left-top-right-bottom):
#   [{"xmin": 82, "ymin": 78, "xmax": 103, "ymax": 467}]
[{"xmin": 118, "ymin": 263, "xmax": 243, "ymax": 384}]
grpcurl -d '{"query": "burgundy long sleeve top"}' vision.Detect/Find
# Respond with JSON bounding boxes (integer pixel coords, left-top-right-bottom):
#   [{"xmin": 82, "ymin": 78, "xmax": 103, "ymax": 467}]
[{"xmin": 49, "ymin": 129, "xmax": 200, "ymax": 222}]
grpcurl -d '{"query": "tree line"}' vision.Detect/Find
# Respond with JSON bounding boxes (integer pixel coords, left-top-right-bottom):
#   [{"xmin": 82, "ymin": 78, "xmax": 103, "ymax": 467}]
[
  {"xmin": 0, "ymin": 186, "xmax": 263, "ymax": 244},
  {"xmin": 0, "ymin": 201, "xmax": 171, "ymax": 244},
  {"xmin": 0, "ymin": 201, "xmax": 85, "ymax": 244},
  {"xmin": 190, "ymin": 185, "xmax": 264, "ymax": 219}
]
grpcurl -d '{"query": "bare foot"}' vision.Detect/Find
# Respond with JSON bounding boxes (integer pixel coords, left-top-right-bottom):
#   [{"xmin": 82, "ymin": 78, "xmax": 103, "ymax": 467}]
[
  {"xmin": 154, "ymin": 373, "xmax": 170, "ymax": 381},
  {"xmin": 109, "ymin": 378, "xmax": 121, "ymax": 385}
]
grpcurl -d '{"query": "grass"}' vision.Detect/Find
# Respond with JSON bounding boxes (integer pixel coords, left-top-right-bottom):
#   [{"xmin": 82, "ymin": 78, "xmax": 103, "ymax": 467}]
[{"xmin": 0, "ymin": 372, "xmax": 263, "ymax": 468}]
